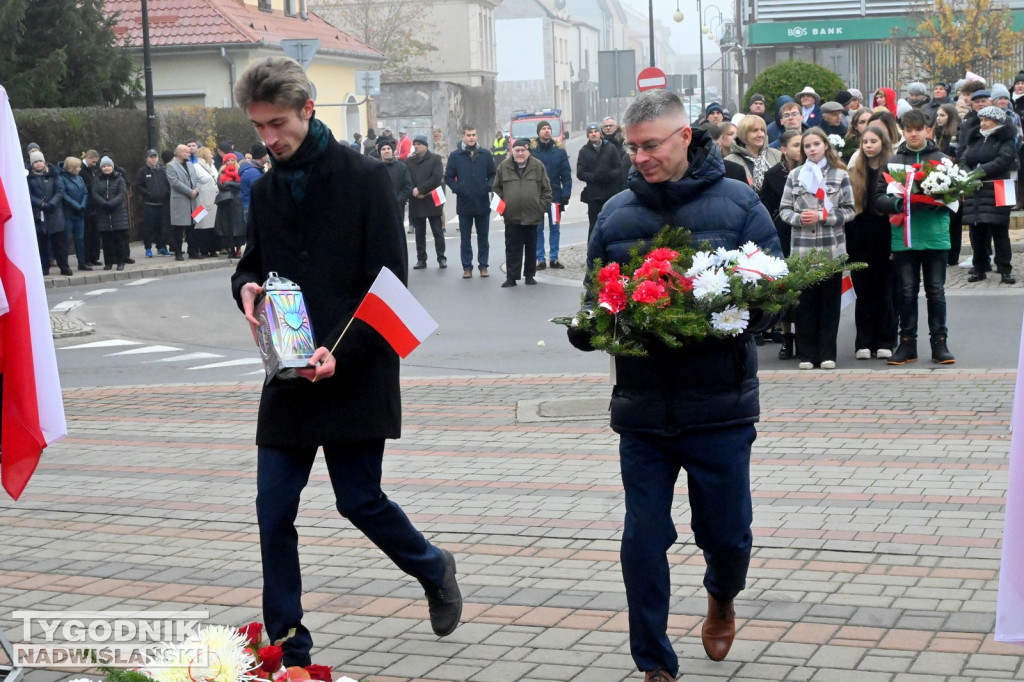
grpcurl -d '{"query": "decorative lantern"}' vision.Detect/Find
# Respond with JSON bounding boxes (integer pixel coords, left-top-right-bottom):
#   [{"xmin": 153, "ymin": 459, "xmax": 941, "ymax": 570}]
[{"xmin": 255, "ymin": 272, "xmax": 317, "ymax": 382}]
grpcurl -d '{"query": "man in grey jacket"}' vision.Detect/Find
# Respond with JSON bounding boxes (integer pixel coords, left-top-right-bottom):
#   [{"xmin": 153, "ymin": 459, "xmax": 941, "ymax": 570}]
[{"xmin": 165, "ymin": 144, "xmax": 200, "ymax": 261}]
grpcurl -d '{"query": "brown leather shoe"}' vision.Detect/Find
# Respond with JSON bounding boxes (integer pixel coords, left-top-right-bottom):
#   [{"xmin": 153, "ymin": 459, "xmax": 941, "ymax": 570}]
[
  {"xmin": 643, "ymin": 671, "xmax": 675, "ymax": 682},
  {"xmin": 701, "ymin": 593, "xmax": 736, "ymax": 661},
  {"xmin": 479, "ymin": 267, "xmax": 489, "ymax": 277}
]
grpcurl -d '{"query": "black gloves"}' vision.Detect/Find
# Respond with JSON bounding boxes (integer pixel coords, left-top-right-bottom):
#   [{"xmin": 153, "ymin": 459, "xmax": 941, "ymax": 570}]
[{"xmin": 566, "ymin": 326, "xmax": 595, "ymax": 352}]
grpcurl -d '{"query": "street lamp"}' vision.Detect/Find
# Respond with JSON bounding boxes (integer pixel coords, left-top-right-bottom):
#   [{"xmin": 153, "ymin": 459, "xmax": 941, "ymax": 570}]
[{"xmin": 648, "ymin": 0, "xmax": 656, "ymax": 66}]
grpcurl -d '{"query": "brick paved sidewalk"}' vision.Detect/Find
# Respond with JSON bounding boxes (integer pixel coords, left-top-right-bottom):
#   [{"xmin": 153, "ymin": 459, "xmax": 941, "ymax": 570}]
[{"xmin": 1, "ymin": 371, "xmax": 1022, "ymax": 681}]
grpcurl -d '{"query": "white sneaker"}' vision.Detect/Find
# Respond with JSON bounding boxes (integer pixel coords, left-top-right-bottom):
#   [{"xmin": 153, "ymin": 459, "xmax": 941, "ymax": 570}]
[
  {"xmin": 876, "ymin": 349, "xmax": 892, "ymax": 359},
  {"xmin": 798, "ymin": 362, "xmax": 814, "ymax": 370},
  {"xmin": 855, "ymin": 348, "xmax": 871, "ymax": 360},
  {"xmin": 820, "ymin": 360, "xmax": 836, "ymax": 369}
]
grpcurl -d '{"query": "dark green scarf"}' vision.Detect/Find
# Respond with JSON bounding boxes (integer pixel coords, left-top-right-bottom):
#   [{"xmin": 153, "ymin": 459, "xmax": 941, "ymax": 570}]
[{"xmin": 269, "ymin": 112, "xmax": 331, "ymax": 204}]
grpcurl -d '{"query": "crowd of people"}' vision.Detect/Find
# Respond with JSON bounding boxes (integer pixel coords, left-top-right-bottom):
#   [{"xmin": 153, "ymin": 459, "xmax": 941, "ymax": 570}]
[{"xmin": 26, "ymin": 138, "xmax": 270, "ymax": 272}]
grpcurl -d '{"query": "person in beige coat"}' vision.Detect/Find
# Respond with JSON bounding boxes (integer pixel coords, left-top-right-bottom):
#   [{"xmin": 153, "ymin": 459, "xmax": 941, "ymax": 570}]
[{"xmin": 492, "ymin": 138, "xmax": 552, "ymax": 287}]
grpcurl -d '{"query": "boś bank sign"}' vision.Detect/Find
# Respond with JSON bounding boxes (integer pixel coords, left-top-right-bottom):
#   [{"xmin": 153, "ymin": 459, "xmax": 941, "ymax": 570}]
[{"xmin": 749, "ymin": 11, "xmax": 1024, "ymax": 46}]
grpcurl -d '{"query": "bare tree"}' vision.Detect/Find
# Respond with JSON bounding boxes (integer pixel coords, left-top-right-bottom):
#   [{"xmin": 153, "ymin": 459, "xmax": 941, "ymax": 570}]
[
  {"xmin": 309, "ymin": 0, "xmax": 438, "ymax": 79},
  {"xmin": 890, "ymin": 0, "xmax": 1020, "ymax": 85}
]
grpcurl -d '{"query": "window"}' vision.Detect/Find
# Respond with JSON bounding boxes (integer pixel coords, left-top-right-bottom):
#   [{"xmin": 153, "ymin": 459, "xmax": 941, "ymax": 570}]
[
  {"xmin": 258, "ymin": 0, "xmax": 271, "ymax": 12},
  {"xmin": 285, "ymin": 0, "xmax": 297, "ymax": 16}
]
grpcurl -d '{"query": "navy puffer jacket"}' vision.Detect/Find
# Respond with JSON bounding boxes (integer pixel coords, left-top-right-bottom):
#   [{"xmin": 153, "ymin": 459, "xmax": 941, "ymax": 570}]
[{"xmin": 587, "ymin": 129, "xmax": 781, "ymax": 436}]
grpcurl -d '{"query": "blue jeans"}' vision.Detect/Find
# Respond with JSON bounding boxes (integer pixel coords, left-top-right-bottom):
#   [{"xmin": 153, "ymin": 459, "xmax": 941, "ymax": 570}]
[
  {"xmin": 458, "ymin": 211, "xmax": 489, "ymax": 270},
  {"xmin": 894, "ymin": 249, "xmax": 948, "ymax": 339},
  {"xmin": 619, "ymin": 425, "xmax": 755, "ymax": 677},
  {"xmin": 64, "ymin": 214, "xmax": 86, "ymax": 266},
  {"xmin": 536, "ymin": 210, "xmax": 560, "ymax": 262},
  {"xmin": 256, "ymin": 441, "xmax": 446, "ymax": 666}
]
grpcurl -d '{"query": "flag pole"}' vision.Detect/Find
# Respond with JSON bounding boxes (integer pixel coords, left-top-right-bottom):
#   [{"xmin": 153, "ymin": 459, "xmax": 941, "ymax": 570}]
[{"xmin": 311, "ymin": 314, "xmax": 356, "ymax": 383}]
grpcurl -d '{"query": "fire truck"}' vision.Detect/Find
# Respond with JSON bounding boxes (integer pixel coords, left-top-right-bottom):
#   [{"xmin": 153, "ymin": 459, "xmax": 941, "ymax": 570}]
[{"xmin": 508, "ymin": 108, "xmax": 568, "ymax": 144}]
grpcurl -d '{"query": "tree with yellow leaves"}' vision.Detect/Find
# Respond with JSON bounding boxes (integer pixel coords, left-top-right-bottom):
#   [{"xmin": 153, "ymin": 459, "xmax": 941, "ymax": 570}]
[{"xmin": 891, "ymin": 0, "xmax": 1020, "ymax": 85}]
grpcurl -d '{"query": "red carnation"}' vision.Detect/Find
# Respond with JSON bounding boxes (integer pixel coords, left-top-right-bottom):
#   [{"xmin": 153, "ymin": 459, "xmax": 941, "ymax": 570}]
[
  {"xmin": 646, "ymin": 247, "xmax": 679, "ymax": 262},
  {"xmin": 914, "ymin": 171, "xmax": 925, "ymax": 182},
  {"xmin": 929, "ymin": 159, "xmax": 942, "ymax": 166},
  {"xmin": 258, "ymin": 645, "xmax": 285, "ymax": 673},
  {"xmin": 597, "ymin": 262, "xmax": 621, "ymax": 284},
  {"xmin": 598, "ymin": 280, "xmax": 628, "ymax": 313},
  {"xmin": 912, "ymin": 163, "xmax": 922, "ymax": 169},
  {"xmin": 238, "ymin": 622, "xmax": 263, "ymax": 648},
  {"xmin": 635, "ymin": 259, "xmax": 674, "ymax": 280},
  {"xmin": 631, "ymin": 279, "xmax": 669, "ymax": 305},
  {"xmin": 304, "ymin": 664, "xmax": 333, "ymax": 682},
  {"xmin": 675, "ymin": 275, "xmax": 694, "ymax": 292}
]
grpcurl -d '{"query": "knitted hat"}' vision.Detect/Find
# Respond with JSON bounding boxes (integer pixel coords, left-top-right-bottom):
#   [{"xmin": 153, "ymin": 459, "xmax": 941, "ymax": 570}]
[
  {"xmin": 934, "ymin": 82, "xmax": 951, "ymax": 96},
  {"xmin": 412, "ymin": 135, "xmax": 429, "ymax": 146},
  {"xmin": 705, "ymin": 102, "xmax": 724, "ymax": 116},
  {"xmin": 250, "ymin": 142, "xmax": 268, "ymax": 159},
  {"xmin": 100, "ymin": 156, "xmax": 114, "ymax": 167},
  {"xmin": 378, "ymin": 140, "xmax": 395, "ymax": 151},
  {"xmin": 26, "ymin": 142, "xmax": 40, "ymax": 153},
  {"xmin": 1015, "ymin": 72, "xmax": 1024, "ymax": 85},
  {"xmin": 749, "ymin": 93, "xmax": 765, "ymax": 104},
  {"xmin": 222, "ymin": 153, "xmax": 238, "ymax": 163},
  {"xmin": 848, "ymin": 88, "xmax": 864, "ymax": 101},
  {"xmin": 586, "ymin": 123, "xmax": 600, "ymax": 131},
  {"xmin": 511, "ymin": 137, "xmax": 530, "ymax": 148},
  {"xmin": 991, "ymin": 83, "xmax": 1011, "ymax": 101},
  {"xmin": 978, "ymin": 106, "xmax": 1007, "ymax": 123},
  {"xmin": 536, "ymin": 120, "xmax": 552, "ymax": 134},
  {"xmin": 29, "ymin": 150, "xmax": 44, "ymax": 164},
  {"xmin": 833, "ymin": 90, "xmax": 853, "ymax": 107},
  {"xmin": 907, "ymin": 82, "xmax": 928, "ymax": 97}
]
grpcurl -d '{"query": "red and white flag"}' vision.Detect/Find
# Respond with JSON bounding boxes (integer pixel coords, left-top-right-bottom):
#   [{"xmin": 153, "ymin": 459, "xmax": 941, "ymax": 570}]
[
  {"xmin": 352, "ymin": 266, "xmax": 438, "ymax": 358},
  {"xmin": 489, "ymin": 193, "xmax": 505, "ymax": 215},
  {"xmin": 0, "ymin": 85, "xmax": 67, "ymax": 500},
  {"xmin": 840, "ymin": 273, "xmax": 856, "ymax": 310},
  {"xmin": 191, "ymin": 205, "xmax": 208, "ymax": 222},
  {"xmin": 430, "ymin": 186, "xmax": 446, "ymax": 207},
  {"xmin": 994, "ymin": 179, "xmax": 1016, "ymax": 207},
  {"xmin": 797, "ymin": 162, "xmax": 832, "ymax": 222},
  {"xmin": 550, "ymin": 202, "xmax": 561, "ymax": 225},
  {"xmin": 997, "ymin": 311, "xmax": 1024, "ymax": 644}
]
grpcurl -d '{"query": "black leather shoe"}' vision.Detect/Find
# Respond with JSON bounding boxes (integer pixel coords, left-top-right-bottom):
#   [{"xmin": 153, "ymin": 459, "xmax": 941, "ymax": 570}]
[
  {"xmin": 967, "ymin": 270, "xmax": 986, "ymax": 282},
  {"xmin": 78, "ymin": 264, "xmax": 93, "ymax": 271},
  {"xmin": 549, "ymin": 260, "xmax": 565, "ymax": 269},
  {"xmin": 89, "ymin": 260, "xmax": 103, "ymax": 266},
  {"xmin": 501, "ymin": 279, "xmax": 516, "ymax": 288},
  {"xmin": 424, "ymin": 549, "xmax": 462, "ymax": 636},
  {"xmin": 60, "ymin": 268, "xmax": 74, "ymax": 276},
  {"xmin": 116, "ymin": 263, "xmax": 125, "ymax": 271},
  {"xmin": 103, "ymin": 264, "xmax": 113, "ymax": 270},
  {"xmin": 525, "ymin": 277, "xmax": 537, "ymax": 285},
  {"xmin": 174, "ymin": 254, "xmax": 184, "ymax": 261},
  {"xmin": 1001, "ymin": 272, "xmax": 1016, "ymax": 284},
  {"xmin": 536, "ymin": 260, "xmax": 546, "ymax": 270},
  {"xmin": 438, "ymin": 257, "xmax": 447, "ymax": 269},
  {"xmin": 124, "ymin": 258, "xmax": 135, "ymax": 264},
  {"xmin": 413, "ymin": 261, "xmax": 427, "ymax": 270}
]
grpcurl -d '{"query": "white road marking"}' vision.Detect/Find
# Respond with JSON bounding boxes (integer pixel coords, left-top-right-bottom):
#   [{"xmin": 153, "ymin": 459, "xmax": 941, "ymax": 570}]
[
  {"xmin": 124, "ymin": 278, "xmax": 160, "ymax": 286},
  {"xmin": 106, "ymin": 345, "xmax": 183, "ymax": 356},
  {"xmin": 84, "ymin": 289, "xmax": 118, "ymax": 296},
  {"xmin": 144, "ymin": 352, "xmax": 224, "ymax": 363},
  {"xmin": 61, "ymin": 339, "xmax": 141, "ymax": 349},
  {"xmin": 187, "ymin": 358, "xmax": 264, "ymax": 370},
  {"xmin": 51, "ymin": 300, "xmax": 83, "ymax": 312}
]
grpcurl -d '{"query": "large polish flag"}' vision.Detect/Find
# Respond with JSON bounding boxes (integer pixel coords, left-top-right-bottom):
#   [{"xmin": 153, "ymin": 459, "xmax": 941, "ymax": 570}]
[
  {"xmin": 0, "ymin": 85, "xmax": 67, "ymax": 500},
  {"xmin": 352, "ymin": 267, "xmax": 438, "ymax": 358},
  {"xmin": 996, "ymin": 312, "xmax": 1024, "ymax": 644}
]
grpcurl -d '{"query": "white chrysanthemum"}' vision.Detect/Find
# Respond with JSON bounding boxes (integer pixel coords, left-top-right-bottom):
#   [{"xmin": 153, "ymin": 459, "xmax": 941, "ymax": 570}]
[
  {"xmin": 713, "ymin": 246, "xmax": 741, "ymax": 267},
  {"xmin": 711, "ymin": 306, "xmax": 750, "ymax": 335},
  {"xmin": 692, "ymin": 267, "xmax": 730, "ymax": 300},
  {"xmin": 686, "ymin": 250, "xmax": 717, "ymax": 277},
  {"xmin": 733, "ymin": 251, "xmax": 773, "ymax": 283},
  {"xmin": 739, "ymin": 241, "xmax": 760, "ymax": 256},
  {"xmin": 764, "ymin": 255, "xmax": 789, "ymax": 279},
  {"xmin": 828, "ymin": 134, "xmax": 845, "ymax": 150},
  {"xmin": 147, "ymin": 625, "xmax": 255, "ymax": 682}
]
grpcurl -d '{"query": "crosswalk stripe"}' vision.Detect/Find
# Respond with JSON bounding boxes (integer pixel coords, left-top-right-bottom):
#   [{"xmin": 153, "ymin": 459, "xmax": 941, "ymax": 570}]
[
  {"xmin": 84, "ymin": 289, "xmax": 118, "ymax": 297},
  {"xmin": 144, "ymin": 352, "xmax": 224, "ymax": 363},
  {"xmin": 61, "ymin": 339, "xmax": 141, "ymax": 350},
  {"xmin": 51, "ymin": 300, "xmax": 83, "ymax": 312},
  {"xmin": 106, "ymin": 345, "xmax": 183, "ymax": 356},
  {"xmin": 124, "ymin": 278, "xmax": 160, "ymax": 286},
  {"xmin": 187, "ymin": 358, "xmax": 264, "ymax": 370}
]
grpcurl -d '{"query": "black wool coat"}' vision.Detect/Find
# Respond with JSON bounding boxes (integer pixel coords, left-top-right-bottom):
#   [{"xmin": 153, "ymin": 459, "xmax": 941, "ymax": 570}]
[
  {"xmin": 961, "ymin": 123, "xmax": 1019, "ymax": 227},
  {"xmin": 576, "ymin": 140, "xmax": 625, "ymax": 203},
  {"xmin": 90, "ymin": 173, "xmax": 130, "ymax": 233},
  {"xmin": 406, "ymin": 151, "xmax": 444, "ymax": 219},
  {"xmin": 27, "ymin": 165, "xmax": 66, "ymax": 235},
  {"xmin": 231, "ymin": 134, "xmax": 407, "ymax": 447}
]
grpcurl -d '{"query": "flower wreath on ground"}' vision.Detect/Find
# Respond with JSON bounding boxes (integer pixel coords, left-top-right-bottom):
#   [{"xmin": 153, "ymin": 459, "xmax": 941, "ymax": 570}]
[
  {"xmin": 553, "ymin": 226, "xmax": 861, "ymax": 357},
  {"xmin": 94, "ymin": 622, "xmax": 350, "ymax": 682}
]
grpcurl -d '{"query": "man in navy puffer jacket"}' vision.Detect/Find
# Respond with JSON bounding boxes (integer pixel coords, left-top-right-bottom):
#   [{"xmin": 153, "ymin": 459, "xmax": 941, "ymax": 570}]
[{"xmin": 567, "ymin": 90, "xmax": 780, "ymax": 681}]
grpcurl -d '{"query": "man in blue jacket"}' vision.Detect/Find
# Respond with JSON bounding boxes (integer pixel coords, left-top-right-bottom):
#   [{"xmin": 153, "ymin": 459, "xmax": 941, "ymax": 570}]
[
  {"xmin": 531, "ymin": 121, "xmax": 571, "ymax": 270},
  {"xmin": 566, "ymin": 90, "xmax": 780, "ymax": 682},
  {"xmin": 444, "ymin": 125, "xmax": 496, "ymax": 278}
]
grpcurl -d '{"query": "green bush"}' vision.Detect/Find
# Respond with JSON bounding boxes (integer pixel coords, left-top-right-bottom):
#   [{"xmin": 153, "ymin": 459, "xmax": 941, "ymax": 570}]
[{"xmin": 743, "ymin": 60, "xmax": 846, "ymax": 116}]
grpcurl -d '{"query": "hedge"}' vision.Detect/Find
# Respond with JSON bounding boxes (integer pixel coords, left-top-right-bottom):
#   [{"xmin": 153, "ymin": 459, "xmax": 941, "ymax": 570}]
[{"xmin": 743, "ymin": 61, "xmax": 846, "ymax": 117}]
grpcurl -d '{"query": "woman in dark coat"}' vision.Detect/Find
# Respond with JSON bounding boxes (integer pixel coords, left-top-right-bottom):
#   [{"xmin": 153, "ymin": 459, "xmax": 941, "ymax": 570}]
[
  {"xmin": 59, "ymin": 156, "xmax": 91, "ymax": 271},
  {"xmin": 91, "ymin": 156, "xmax": 131, "ymax": 270},
  {"xmin": 26, "ymin": 150, "xmax": 71, "ymax": 276},
  {"xmin": 215, "ymin": 153, "xmax": 246, "ymax": 256},
  {"xmin": 961, "ymin": 106, "xmax": 1019, "ymax": 284}
]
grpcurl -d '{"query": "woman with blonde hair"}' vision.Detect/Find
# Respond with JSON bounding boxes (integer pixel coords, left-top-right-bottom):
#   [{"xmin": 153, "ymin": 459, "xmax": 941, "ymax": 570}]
[
  {"xmin": 725, "ymin": 114, "xmax": 782, "ymax": 191},
  {"xmin": 193, "ymin": 146, "xmax": 219, "ymax": 257},
  {"xmin": 779, "ymin": 127, "xmax": 855, "ymax": 370}
]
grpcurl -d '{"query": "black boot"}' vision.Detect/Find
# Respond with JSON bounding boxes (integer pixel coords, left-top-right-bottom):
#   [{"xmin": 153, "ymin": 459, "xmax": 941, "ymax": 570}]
[
  {"xmin": 887, "ymin": 337, "xmax": 918, "ymax": 365},
  {"xmin": 930, "ymin": 335, "xmax": 955, "ymax": 364},
  {"xmin": 778, "ymin": 334, "xmax": 795, "ymax": 360}
]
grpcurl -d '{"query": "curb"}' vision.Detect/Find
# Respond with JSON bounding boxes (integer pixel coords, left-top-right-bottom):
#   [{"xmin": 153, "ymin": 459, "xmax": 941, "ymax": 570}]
[{"xmin": 43, "ymin": 255, "xmax": 235, "ymax": 289}]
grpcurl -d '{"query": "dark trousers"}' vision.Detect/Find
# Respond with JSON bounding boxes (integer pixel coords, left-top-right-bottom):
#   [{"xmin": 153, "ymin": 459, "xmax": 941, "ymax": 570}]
[
  {"xmin": 850, "ymin": 259, "xmax": 896, "ymax": 353},
  {"xmin": 170, "ymin": 223, "xmax": 188, "ymax": 257},
  {"xmin": 84, "ymin": 212, "xmax": 101, "ymax": 263},
  {"xmin": 504, "ymin": 223, "xmax": 537, "ymax": 280},
  {"xmin": 185, "ymin": 223, "xmax": 198, "ymax": 257},
  {"xmin": 620, "ymin": 425, "xmax": 755, "ymax": 678},
  {"xmin": 895, "ymin": 249, "xmax": 948, "ymax": 339},
  {"xmin": 143, "ymin": 203, "xmax": 166, "ymax": 251},
  {"xmin": 794, "ymin": 272, "xmax": 841, "ymax": 365},
  {"xmin": 64, "ymin": 215, "xmax": 86, "ymax": 267},
  {"xmin": 411, "ymin": 215, "xmax": 445, "ymax": 263},
  {"xmin": 947, "ymin": 205, "xmax": 963, "ymax": 265},
  {"xmin": 100, "ymin": 230, "xmax": 130, "ymax": 266},
  {"xmin": 37, "ymin": 231, "xmax": 69, "ymax": 273},
  {"xmin": 587, "ymin": 198, "xmax": 609, "ymax": 240},
  {"xmin": 257, "ymin": 441, "xmax": 446, "ymax": 666},
  {"xmin": 458, "ymin": 212, "xmax": 490, "ymax": 270},
  {"xmin": 970, "ymin": 222, "xmax": 1011, "ymax": 274}
]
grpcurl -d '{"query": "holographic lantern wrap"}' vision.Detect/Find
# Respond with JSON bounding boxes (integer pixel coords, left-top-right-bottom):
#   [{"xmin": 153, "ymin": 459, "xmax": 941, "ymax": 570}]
[{"xmin": 256, "ymin": 272, "xmax": 317, "ymax": 382}]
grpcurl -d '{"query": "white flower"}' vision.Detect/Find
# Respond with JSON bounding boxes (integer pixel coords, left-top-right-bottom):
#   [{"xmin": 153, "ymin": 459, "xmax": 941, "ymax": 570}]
[
  {"xmin": 828, "ymin": 134, "xmax": 845, "ymax": 150},
  {"xmin": 764, "ymin": 255, "xmax": 789, "ymax": 279},
  {"xmin": 146, "ymin": 625, "xmax": 255, "ymax": 682},
  {"xmin": 711, "ymin": 306, "xmax": 750, "ymax": 335},
  {"xmin": 692, "ymin": 267, "xmax": 731, "ymax": 300},
  {"xmin": 686, "ymin": 250, "xmax": 717, "ymax": 277},
  {"xmin": 733, "ymin": 251, "xmax": 774, "ymax": 283},
  {"xmin": 739, "ymin": 241, "xmax": 761, "ymax": 256},
  {"xmin": 713, "ymin": 246, "xmax": 741, "ymax": 267}
]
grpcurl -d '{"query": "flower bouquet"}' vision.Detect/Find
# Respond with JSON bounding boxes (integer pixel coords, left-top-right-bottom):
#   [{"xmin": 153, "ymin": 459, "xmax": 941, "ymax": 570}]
[
  {"xmin": 553, "ymin": 226, "xmax": 860, "ymax": 357},
  {"xmin": 883, "ymin": 158, "xmax": 980, "ymax": 246},
  {"xmin": 827, "ymin": 134, "xmax": 845, "ymax": 152}
]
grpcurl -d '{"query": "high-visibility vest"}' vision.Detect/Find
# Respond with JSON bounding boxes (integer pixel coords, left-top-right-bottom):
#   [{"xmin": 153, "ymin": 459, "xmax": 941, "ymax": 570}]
[{"xmin": 493, "ymin": 135, "xmax": 508, "ymax": 158}]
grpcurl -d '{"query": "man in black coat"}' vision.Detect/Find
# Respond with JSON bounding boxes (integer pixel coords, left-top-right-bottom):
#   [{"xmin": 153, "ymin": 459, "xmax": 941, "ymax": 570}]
[
  {"xmin": 566, "ymin": 90, "xmax": 780, "ymax": 681},
  {"xmin": 444, "ymin": 125, "xmax": 496, "ymax": 278},
  {"xmin": 406, "ymin": 135, "xmax": 447, "ymax": 269},
  {"xmin": 379, "ymin": 140, "xmax": 412, "ymax": 227},
  {"xmin": 576, "ymin": 122, "xmax": 624, "ymax": 238},
  {"xmin": 230, "ymin": 56, "xmax": 462, "ymax": 668},
  {"xmin": 134, "ymin": 149, "xmax": 171, "ymax": 258}
]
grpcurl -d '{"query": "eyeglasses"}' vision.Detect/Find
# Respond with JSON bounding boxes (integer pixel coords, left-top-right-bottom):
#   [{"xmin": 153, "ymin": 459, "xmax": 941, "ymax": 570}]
[{"xmin": 624, "ymin": 125, "xmax": 686, "ymax": 156}]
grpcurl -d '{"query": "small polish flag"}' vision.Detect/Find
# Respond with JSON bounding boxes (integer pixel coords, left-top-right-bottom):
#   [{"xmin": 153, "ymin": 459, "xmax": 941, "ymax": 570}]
[
  {"xmin": 840, "ymin": 274, "xmax": 856, "ymax": 310},
  {"xmin": 353, "ymin": 267, "xmax": 438, "ymax": 358},
  {"xmin": 994, "ymin": 179, "xmax": 1016, "ymax": 207},
  {"xmin": 489, "ymin": 193, "xmax": 505, "ymax": 215},
  {"xmin": 430, "ymin": 187, "xmax": 446, "ymax": 207},
  {"xmin": 550, "ymin": 203, "xmax": 561, "ymax": 224},
  {"xmin": 191, "ymin": 205, "xmax": 208, "ymax": 222}
]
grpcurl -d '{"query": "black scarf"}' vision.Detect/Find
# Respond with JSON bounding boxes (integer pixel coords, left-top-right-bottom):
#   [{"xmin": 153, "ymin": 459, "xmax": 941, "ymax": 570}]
[{"xmin": 269, "ymin": 112, "xmax": 330, "ymax": 204}]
